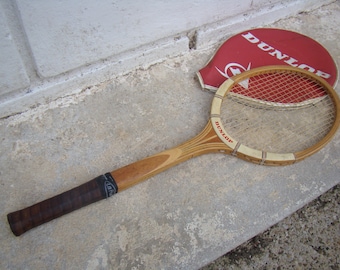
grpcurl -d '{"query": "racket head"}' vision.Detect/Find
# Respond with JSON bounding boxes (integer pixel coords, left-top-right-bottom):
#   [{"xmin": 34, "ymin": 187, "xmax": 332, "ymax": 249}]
[{"xmin": 210, "ymin": 66, "xmax": 340, "ymax": 165}]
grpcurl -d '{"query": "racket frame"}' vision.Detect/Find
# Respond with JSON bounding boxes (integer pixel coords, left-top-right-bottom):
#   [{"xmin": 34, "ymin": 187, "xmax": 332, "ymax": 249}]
[{"xmin": 210, "ymin": 66, "xmax": 340, "ymax": 165}]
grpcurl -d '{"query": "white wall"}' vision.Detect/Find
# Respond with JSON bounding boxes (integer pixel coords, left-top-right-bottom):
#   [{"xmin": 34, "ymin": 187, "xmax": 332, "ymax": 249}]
[{"xmin": 0, "ymin": 0, "xmax": 334, "ymax": 118}]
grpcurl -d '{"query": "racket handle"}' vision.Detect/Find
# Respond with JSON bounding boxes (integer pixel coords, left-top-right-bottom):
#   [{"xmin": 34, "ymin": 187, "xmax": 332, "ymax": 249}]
[{"xmin": 7, "ymin": 173, "xmax": 118, "ymax": 236}]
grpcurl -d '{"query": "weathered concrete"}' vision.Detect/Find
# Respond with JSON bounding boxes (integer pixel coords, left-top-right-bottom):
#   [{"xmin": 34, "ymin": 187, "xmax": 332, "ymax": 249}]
[
  {"xmin": 201, "ymin": 184, "xmax": 340, "ymax": 269},
  {"xmin": 1, "ymin": 2, "xmax": 339, "ymax": 269}
]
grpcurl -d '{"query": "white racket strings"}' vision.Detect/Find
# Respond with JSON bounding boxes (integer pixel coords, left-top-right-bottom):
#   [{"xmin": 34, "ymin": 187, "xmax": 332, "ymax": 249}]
[{"xmin": 220, "ymin": 72, "xmax": 336, "ymax": 153}]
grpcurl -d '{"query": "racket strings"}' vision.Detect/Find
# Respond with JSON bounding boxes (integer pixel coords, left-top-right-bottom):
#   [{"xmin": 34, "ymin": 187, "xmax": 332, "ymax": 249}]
[
  {"xmin": 231, "ymin": 72, "xmax": 326, "ymax": 108},
  {"xmin": 220, "ymin": 72, "xmax": 335, "ymax": 153}
]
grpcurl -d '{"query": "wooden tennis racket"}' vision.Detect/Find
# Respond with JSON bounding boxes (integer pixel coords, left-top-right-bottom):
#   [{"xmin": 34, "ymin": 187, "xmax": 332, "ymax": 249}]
[{"xmin": 7, "ymin": 66, "xmax": 340, "ymax": 236}]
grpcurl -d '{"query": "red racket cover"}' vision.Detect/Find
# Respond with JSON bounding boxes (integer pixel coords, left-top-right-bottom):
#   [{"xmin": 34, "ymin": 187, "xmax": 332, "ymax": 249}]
[{"xmin": 198, "ymin": 28, "xmax": 338, "ymax": 94}]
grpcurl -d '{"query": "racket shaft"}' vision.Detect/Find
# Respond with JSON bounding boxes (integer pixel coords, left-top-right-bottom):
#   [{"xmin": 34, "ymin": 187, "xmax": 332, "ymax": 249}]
[{"xmin": 111, "ymin": 123, "xmax": 225, "ymax": 191}]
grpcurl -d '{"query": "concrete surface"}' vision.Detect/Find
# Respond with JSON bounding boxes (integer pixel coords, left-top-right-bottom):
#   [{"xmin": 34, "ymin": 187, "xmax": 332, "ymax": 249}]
[
  {"xmin": 0, "ymin": 7, "xmax": 30, "ymax": 94},
  {"xmin": 201, "ymin": 184, "xmax": 340, "ymax": 269},
  {"xmin": 17, "ymin": 0, "xmax": 289, "ymax": 77},
  {"xmin": 1, "ymin": 2, "xmax": 340, "ymax": 269}
]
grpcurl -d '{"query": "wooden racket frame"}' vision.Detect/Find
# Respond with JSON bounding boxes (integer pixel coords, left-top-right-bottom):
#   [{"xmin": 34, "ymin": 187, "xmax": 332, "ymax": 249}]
[
  {"xmin": 211, "ymin": 65, "xmax": 340, "ymax": 165},
  {"xmin": 7, "ymin": 66, "xmax": 340, "ymax": 236}
]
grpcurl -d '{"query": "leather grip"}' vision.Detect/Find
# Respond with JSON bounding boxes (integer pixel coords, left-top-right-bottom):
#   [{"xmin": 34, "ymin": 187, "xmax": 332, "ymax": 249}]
[{"xmin": 7, "ymin": 173, "xmax": 117, "ymax": 236}]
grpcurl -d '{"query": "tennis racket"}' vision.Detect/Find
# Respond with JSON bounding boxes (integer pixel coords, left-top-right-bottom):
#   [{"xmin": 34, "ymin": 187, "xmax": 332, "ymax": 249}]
[{"xmin": 7, "ymin": 66, "xmax": 340, "ymax": 236}]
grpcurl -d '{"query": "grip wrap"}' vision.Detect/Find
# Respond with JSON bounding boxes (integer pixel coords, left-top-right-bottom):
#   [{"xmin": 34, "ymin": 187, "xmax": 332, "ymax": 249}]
[{"xmin": 7, "ymin": 173, "xmax": 118, "ymax": 236}]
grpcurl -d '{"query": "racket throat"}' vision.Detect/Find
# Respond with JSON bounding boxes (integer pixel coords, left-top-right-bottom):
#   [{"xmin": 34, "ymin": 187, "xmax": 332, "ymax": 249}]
[{"xmin": 110, "ymin": 122, "xmax": 228, "ymax": 191}]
